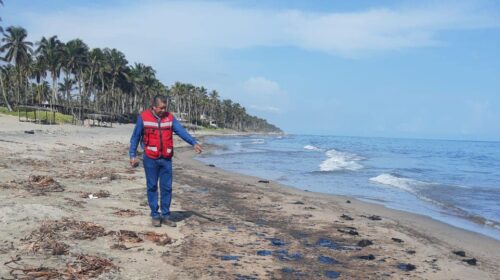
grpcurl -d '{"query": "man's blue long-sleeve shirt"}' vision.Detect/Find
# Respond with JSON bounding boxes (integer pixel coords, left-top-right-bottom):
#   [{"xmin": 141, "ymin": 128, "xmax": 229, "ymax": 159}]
[{"xmin": 129, "ymin": 115, "xmax": 197, "ymax": 158}]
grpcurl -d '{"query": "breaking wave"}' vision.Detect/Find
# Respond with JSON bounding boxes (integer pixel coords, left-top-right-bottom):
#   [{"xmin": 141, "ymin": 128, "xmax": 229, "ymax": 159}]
[
  {"xmin": 369, "ymin": 173, "xmax": 426, "ymax": 194},
  {"xmin": 319, "ymin": 149, "xmax": 364, "ymax": 172},
  {"xmin": 304, "ymin": 145, "xmax": 321, "ymax": 151}
]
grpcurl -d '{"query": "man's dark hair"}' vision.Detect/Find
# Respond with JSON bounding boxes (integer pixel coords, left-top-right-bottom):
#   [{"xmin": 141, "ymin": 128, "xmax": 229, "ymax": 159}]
[{"xmin": 151, "ymin": 94, "xmax": 169, "ymax": 107}]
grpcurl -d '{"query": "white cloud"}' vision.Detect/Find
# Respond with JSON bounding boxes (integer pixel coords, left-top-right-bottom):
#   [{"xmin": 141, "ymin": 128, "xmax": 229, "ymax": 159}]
[
  {"xmin": 243, "ymin": 77, "xmax": 283, "ymax": 95},
  {"xmin": 16, "ymin": 1, "xmax": 500, "ymax": 62}
]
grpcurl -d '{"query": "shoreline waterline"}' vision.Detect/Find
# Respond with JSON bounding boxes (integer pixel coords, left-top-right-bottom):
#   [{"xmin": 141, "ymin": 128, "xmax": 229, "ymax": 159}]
[{"xmin": 196, "ymin": 134, "xmax": 500, "ymax": 241}]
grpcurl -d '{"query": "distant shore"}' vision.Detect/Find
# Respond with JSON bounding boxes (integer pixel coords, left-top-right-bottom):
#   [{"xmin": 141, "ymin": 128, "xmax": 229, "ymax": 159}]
[{"xmin": 0, "ymin": 113, "xmax": 498, "ymax": 279}]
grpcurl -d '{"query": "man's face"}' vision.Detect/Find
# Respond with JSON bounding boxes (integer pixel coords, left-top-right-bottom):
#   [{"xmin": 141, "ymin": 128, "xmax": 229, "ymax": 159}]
[{"xmin": 153, "ymin": 100, "xmax": 167, "ymax": 116}]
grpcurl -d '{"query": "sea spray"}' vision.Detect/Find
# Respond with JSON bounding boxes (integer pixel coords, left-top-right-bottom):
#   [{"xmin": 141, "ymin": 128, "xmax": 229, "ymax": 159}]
[{"xmin": 319, "ymin": 149, "xmax": 363, "ymax": 172}]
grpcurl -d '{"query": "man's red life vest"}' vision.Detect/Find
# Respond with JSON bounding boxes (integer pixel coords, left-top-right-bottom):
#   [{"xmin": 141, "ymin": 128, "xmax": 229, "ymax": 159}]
[{"xmin": 141, "ymin": 109, "xmax": 174, "ymax": 159}]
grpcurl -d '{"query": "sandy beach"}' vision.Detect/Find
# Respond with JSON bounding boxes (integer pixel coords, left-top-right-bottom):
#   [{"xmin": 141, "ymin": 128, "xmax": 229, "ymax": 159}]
[{"xmin": 0, "ymin": 113, "xmax": 499, "ymax": 279}]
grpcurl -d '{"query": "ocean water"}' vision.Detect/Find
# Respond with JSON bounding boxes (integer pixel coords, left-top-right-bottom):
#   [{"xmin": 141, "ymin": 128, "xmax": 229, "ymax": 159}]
[{"xmin": 196, "ymin": 135, "xmax": 500, "ymax": 240}]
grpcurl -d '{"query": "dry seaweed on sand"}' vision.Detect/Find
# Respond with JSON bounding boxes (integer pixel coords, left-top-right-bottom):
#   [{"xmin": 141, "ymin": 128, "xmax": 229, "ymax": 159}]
[
  {"xmin": 28, "ymin": 175, "xmax": 64, "ymax": 194},
  {"xmin": 63, "ymin": 197, "xmax": 86, "ymax": 208},
  {"xmin": 79, "ymin": 189, "xmax": 110, "ymax": 199},
  {"xmin": 110, "ymin": 230, "xmax": 144, "ymax": 243},
  {"xmin": 143, "ymin": 231, "xmax": 172, "ymax": 246},
  {"xmin": 108, "ymin": 230, "xmax": 172, "ymax": 246},
  {"xmin": 68, "ymin": 220, "xmax": 106, "ymax": 240},
  {"xmin": 1, "ymin": 175, "xmax": 64, "ymax": 195},
  {"xmin": 5, "ymin": 254, "xmax": 117, "ymax": 279},
  {"xmin": 112, "ymin": 209, "xmax": 141, "ymax": 217},
  {"xmin": 23, "ymin": 218, "xmax": 107, "ymax": 251},
  {"xmin": 65, "ymin": 254, "xmax": 117, "ymax": 278},
  {"xmin": 110, "ymin": 243, "xmax": 140, "ymax": 250}
]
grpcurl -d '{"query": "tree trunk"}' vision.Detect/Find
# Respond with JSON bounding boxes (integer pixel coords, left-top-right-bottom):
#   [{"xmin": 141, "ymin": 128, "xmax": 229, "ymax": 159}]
[
  {"xmin": 0, "ymin": 71, "xmax": 13, "ymax": 111},
  {"xmin": 51, "ymin": 74, "xmax": 57, "ymax": 108}
]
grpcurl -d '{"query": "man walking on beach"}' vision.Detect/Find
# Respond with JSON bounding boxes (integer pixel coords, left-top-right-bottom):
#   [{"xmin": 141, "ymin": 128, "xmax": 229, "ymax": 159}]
[{"xmin": 129, "ymin": 95, "xmax": 202, "ymax": 227}]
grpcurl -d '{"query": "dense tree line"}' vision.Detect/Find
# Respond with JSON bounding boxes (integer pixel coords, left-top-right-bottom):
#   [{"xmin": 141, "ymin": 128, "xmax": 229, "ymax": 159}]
[{"xmin": 0, "ymin": 2, "xmax": 281, "ymax": 133}]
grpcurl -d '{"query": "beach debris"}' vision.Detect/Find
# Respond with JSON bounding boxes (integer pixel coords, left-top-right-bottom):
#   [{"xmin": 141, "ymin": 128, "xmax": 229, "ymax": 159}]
[
  {"xmin": 357, "ymin": 239, "xmax": 373, "ymax": 247},
  {"xmin": 340, "ymin": 214, "xmax": 354, "ymax": 221},
  {"xmin": 397, "ymin": 263, "xmax": 416, "ymax": 271},
  {"xmin": 257, "ymin": 250, "xmax": 273, "ymax": 256},
  {"xmin": 221, "ymin": 255, "xmax": 240, "ymax": 261},
  {"xmin": 143, "ymin": 231, "xmax": 172, "ymax": 246},
  {"xmin": 28, "ymin": 175, "xmax": 65, "ymax": 193},
  {"xmin": 208, "ymin": 164, "xmax": 216, "ymax": 167},
  {"xmin": 346, "ymin": 200, "xmax": 351, "ymax": 203},
  {"xmin": 69, "ymin": 221, "xmax": 106, "ymax": 240},
  {"xmin": 318, "ymin": 255, "xmax": 338, "ymax": 265},
  {"xmin": 110, "ymin": 243, "xmax": 139, "ymax": 250},
  {"xmin": 258, "ymin": 180, "xmax": 270, "ymax": 184},
  {"xmin": 367, "ymin": 215, "xmax": 382, "ymax": 221},
  {"xmin": 391, "ymin": 238, "xmax": 404, "ymax": 243},
  {"xmin": 21, "ymin": 218, "xmax": 106, "ymax": 257},
  {"xmin": 338, "ymin": 227, "xmax": 359, "ymax": 236},
  {"xmin": 463, "ymin": 258, "xmax": 477, "ymax": 265},
  {"xmin": 453, "ymin": 250, "xmax": 466, "ymax": 257},
  {"xmin": 109, "ymin": 230, "xmax": 171, "ymax": 246},
  {"xmin": 5, "ymin": 254, "xmax": 117, "ymax": 279},
  {"xmin": 1, "ymin": 175, "xmax": 66, "ymax": 195},
  {"xmin": 269, "ymin": 238, "xmax": 286, "ymax": 246},
  {"xmin": 6, "ymin": 263, "xmax": 63, "ymax": 279},
  {"xmin": 358, "ymin": 254, "xmax": 376, "ymax": 260},
  {"xmin": 112, "ymin": 230, "xmax": 143, "ymax": 243},
  {"xmin": 228, "ymin": 225, "xmax": 237, "ymax": 232},
  {"xmin": 235, "ymin": 274, "xmax": 258, "ymax": 280},
  {"xmin": 324, "ymin": 270, "xmax": 341, "ymax": 278},
  {"xmin": 24, "ymin": 130, "xmax": 35, "ymax": 134},
  {"xmin": 63, "ymin": 197, "xmax": 86, "ymax": 208},
  {"xmin": 80, "ymin": 189, "xmax": 110, "ymax": 199},
  {"xmin": 292, "ymin": 201, "xmax": 305, "ymax": 205},
  {"xmin": 406, "ymin": 250, "xmax": 416, "ymax": 255},
  {"xmin": 66, "ymin": 254, "xmax": 117, "ymax": 278},
  {"xmin": 113, "ymin": 209, "xmax": 141, "ymax": 217}
]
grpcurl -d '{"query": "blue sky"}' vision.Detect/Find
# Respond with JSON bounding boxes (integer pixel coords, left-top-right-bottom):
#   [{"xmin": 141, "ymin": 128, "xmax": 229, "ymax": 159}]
[{"xmin": 3, "ymin": 0, "xmax": 500, "ymax": 140}]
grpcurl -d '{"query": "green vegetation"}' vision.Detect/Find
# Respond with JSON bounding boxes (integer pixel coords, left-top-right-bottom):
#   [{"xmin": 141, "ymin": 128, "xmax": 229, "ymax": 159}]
[
  {"xmin": 0, "ymin": 1, "xmax": 281, "ymax": 132},
  {"xmin": 0, "ymin": 106, "xmax": 74, "ymax": 123}
]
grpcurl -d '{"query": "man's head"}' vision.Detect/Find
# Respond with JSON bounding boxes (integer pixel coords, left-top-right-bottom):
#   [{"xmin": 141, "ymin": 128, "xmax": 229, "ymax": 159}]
[{"xmin": 151, "ymin": 95, "xmax": 169, "ymax": 116}]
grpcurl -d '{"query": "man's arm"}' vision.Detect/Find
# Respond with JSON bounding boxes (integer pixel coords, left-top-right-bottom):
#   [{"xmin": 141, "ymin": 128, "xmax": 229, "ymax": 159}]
[
  {"xmin": 172, "ymin": 117, "xmax": 202, "ymax": 153},
  {"xmin": 129, "ymin": 116, "xmax": 143, "ymax": 165}
]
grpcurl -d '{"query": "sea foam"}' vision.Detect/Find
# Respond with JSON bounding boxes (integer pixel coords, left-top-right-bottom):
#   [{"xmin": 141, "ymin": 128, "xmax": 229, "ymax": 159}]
[
  {"xmin": 319, "ymin": 149, "xmax": 363, "ymax": 172},
  {"xmin": 304, "ymin": 145, "xmax": 321, "ymax": 151},
  {"xmin": 369, "ymin": 173, "xmax": 422, "ymax": 193}
]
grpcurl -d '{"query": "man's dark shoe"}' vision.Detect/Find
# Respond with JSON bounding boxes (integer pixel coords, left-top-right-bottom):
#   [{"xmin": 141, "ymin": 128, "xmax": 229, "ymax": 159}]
[
  {"xmin": 152, "ymin": 217, "xmax": 161, "ymax": 227},
  {"xmin": 161, "ymin": 216, "xmax": 177, "ymax": 227}
]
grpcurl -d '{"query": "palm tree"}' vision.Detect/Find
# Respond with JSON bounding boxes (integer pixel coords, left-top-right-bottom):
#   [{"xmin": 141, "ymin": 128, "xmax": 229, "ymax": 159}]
[
  {"xmin": 0, "ymin": 26, "xmax": 33, "ymax": 107},
  {"xmin": 63, "ymin": 39, "xmax": 88, "ymax": 117},
  {"xmin": 36, "ymin": 35, "xmax": 63, "ymax": 108},
  {"xmin": 103, "ymin": 48, "xmax": 128, "ymax": 113},
  {"xmin": 0, "ymin": 0, "xmax": 4, "ymax": 34},
  {"xmin": 86, "ymin": 48, "xmax": 104, "ymax": 110},
  {"xmin": 0, "ymin": 64, "xmax": 12, "ymax": 111},
  {"xmin": 58, "ymin": 77, "xmax": 74, "ymax": 104},
  {"xmin": 33, "ymin": 80, "xmax": 50, "ymax": 104},
  {"xmin": 30, "ymin": 57, "xmax": 47, "ymax": 103}
]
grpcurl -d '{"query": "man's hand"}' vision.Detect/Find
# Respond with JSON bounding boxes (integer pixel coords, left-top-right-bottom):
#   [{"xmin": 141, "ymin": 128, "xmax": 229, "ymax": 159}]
[
  {"xmin": 194, "ymin": 143, "xmax": 203, "ymax": 154},
  {"xmin": 130, "ymin": 157, "xmax": 139, "ymax": 168}
]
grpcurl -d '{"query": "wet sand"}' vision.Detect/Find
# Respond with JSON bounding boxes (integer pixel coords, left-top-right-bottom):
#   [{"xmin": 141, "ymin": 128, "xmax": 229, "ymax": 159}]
[{"xmin": 0, "ymin": 113, "xmax": 499, "ymax": 279}]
